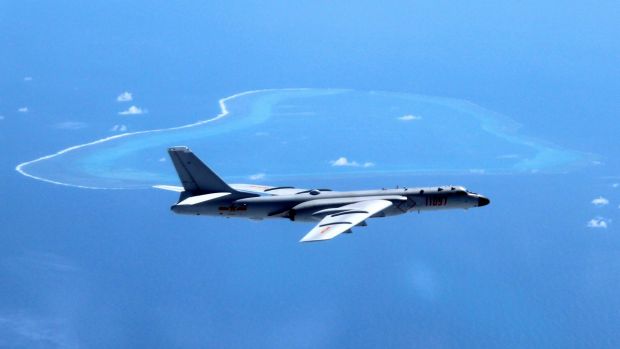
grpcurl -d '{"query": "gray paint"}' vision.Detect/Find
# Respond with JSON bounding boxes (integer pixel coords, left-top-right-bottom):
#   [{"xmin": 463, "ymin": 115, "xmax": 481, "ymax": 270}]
[{"xmin": 166, "ymin": 147, "xmax": 490, "ymax": 241}]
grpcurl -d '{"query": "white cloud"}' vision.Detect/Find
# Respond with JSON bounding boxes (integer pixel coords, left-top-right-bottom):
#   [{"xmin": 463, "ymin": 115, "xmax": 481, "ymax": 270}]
[
  {"xmin": 612, "ymin": 183, "xmax": 619, "ymax": 188},
  {"xmin": 249, "ymin": 173, "xmax": 266, "ymax": 180},
  {"xmin": 158, "ymin": 157, "xmax": 166, "ymax": 162},
  {"xmin": 330, "ymin": 157, "xmax": 375, "ymax": 168},
  {"xmin": 331, "ymin": 157, "xmax": 358, "ymax": 167},
  {"xmin": 587, "ymin": 217, "xmax": 610, "ymax": 229},
  {"xmin": 591, "ymin": 196, "xmax": 609, "ymax": 207},
  {"xmin": 397, "ymin": 114, "xmax": 422, "ymax": 121},
  {"xmin": 110, "ymin": 124, "xmax": 128, "ymax": 132},
  {"xmin": 0, "ymin": 115, "xmax": 4, "ymax": 120},
  {"xmin": 116, "ymin": 91, "xmax": 133, "ymax": 102},
  {"xmin": 53, "ymin": 121, "xmax": 87, "ymax": 130},
  {"xmin": 18, "ymin": 107, "xmax": 28, "ymax": 113},
  {"xmin": 118, "ymin": 105, "xmax": 146, "ymax": 115},
  {"xmin": 23, "ymin": 76, "xmax": 33, "ymax": 81}
]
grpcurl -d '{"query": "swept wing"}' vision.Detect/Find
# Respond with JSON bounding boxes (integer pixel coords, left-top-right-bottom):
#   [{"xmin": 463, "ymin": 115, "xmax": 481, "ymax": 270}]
[
  {"xmin": 231, "ymin": 184, "xmax": 335, "ymax": 196},
  {"xmin": 300, "ymin": 199, "xmax": 393, "ymax": 242}
]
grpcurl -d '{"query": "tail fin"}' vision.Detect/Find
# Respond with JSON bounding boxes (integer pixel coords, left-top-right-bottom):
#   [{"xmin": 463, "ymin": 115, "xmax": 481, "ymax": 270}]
[{"xmin": 168, "ymin": 146, "xmax": 236, "ymax": 194}]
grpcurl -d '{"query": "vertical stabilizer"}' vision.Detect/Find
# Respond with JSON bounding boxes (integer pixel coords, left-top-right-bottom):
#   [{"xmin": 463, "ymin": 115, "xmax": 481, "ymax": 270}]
[{"xmin": 168, "ymin": 146, "xmax": 235, "ymax": 194}]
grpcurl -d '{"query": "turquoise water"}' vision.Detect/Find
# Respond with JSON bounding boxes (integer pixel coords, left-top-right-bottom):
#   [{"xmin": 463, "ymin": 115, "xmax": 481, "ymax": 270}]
[
  {"xmin": 4, "ymin": 1, "xmax": 620, "ymax": 347},
  {"xmin": 19, "ymin": 89, "xmax": 592, "ymax": 189}
]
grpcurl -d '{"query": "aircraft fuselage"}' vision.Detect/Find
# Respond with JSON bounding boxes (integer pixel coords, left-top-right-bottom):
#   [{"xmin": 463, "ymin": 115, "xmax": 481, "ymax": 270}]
[
  {"xmin": 171, "ymin": 186, "xmax": 489, "ymax": 222},
  {"xmin": 162, "ymin": 146, "xmax": 490, "ymax": 242}
]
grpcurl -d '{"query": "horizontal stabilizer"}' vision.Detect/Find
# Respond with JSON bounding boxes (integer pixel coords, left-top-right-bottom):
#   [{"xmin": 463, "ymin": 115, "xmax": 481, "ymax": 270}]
[
  {"xmin": 153, "ymin": 185, "xmax": 185, "ymax": 192},
  {"xmin": 177, "ymin": 192, "xmax": 231, "ymax": 206}
]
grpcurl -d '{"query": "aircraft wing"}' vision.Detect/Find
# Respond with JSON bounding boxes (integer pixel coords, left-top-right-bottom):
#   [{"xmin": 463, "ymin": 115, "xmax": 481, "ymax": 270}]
[
  {"xmin": 154, "ymin": 183, "xmax": 313, "ymax": 196},
  {"xmin": 300, "ymin": 199, "xmax": 393, "ymax": 242},
  {"xmin": 231, "ymin": 184, "xmax": 335, "ymax": 196}
]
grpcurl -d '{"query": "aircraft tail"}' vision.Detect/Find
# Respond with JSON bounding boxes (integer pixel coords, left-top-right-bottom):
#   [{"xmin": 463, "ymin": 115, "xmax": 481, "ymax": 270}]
[{"xmin": 167, "ymin": 146, "xmax": 242, "ymax": 196}]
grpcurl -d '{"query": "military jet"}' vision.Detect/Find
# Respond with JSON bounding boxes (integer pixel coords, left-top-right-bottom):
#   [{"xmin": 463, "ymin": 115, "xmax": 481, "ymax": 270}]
[{"xmin": 155, "ymin": 147, "xmax": 490, "ymax": 242}]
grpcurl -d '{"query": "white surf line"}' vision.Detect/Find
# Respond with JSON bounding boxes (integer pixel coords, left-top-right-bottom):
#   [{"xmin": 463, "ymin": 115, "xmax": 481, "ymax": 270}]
[{"xmin": 16, "ymin": 89, "xmax": 309, "ymax": 189}]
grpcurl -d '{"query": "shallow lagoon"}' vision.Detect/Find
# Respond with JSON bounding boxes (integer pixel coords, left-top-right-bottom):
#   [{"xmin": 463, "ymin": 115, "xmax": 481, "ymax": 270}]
[{"xmin": 19, "ymin": 89, "xmax": 590, "ymax": 189}]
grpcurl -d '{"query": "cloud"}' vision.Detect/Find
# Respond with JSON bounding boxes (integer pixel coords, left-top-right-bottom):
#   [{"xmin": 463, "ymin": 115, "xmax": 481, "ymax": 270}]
[
  {"xmin": 249, "ymin": 173, "xmax": 266, "ymax": 180},
  {"xmin": 53, "ymin": 121, "xmax": 87, "ymax": 130},
  {"xmin": 469, "ymin": 169, "xmax": 486, "ymax": 174},
  {"xmin": 330, "ymin": 157, "xmax": 375, "ymax": 168},
  {"xmin": 116, "ymin": 91, "xmax": 133, "ymax": 102},
  {"xmin": 255, "ymin": 131, "xmax": 270, "ymax": 136},
  {"xmin": 397, "ymin": 114, "xmax": 422, "ymax": 121},
  {"xmin": 18, "ymin": 107, "xmax": 29, "ymax": 113},
  {"xmin": 110, "ymin": 124, "xmax": 128, "ymax": 132},
  {"xmin": 23, "ymin": 77, "xmax": 33, "ymax": 81},
  {"xmin": 118, "ymin": 106, "xmax": 146, "ymax": 115},
  {"xmin": 612, "ymin": 183, "xmax": 619, "ymax": 188},
  {"xmin": 587, "ymin": 217, "xmax": 610, "ymax": 229},
  {"xmin": 591, "ymin": 196, "xmax": 609, "ymax": 207},
  {"xmin": 0, "ymin": 115, "xmax": 4, "ymax": 120},
  {"xmin": 331, "ymin": 157, "xmax": 356, "ymax": 167},
  {"xmin": 158, "ymin": 157, "xmax": 166, "ymax": 162}
]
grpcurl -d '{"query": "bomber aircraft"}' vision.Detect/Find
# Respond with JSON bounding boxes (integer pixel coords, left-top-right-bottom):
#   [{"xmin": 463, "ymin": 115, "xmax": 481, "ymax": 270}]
[{"xmin": 156, "ymin": 147, "xmax": 490, "ymax": 242}]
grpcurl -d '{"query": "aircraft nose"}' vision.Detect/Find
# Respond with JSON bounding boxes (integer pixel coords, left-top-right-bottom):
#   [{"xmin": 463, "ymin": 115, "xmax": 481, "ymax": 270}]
[{"xmin": 478, "ymin": 196, "xmax": 490, "ymax": 207}]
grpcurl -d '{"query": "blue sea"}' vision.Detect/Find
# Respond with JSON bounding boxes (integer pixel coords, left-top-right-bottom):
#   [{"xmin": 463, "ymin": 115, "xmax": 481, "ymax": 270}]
[{"xmin": 1, "ymin": 1, "xmax": 619, "ymax": 348}]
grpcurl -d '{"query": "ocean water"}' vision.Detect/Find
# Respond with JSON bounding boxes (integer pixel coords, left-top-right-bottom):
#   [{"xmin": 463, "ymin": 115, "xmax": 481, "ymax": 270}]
[
  {"xmin": 18, "ymin": 89, "xmax": 592, "ymax": 189},
  {"xmin": 2, "ymin": 1, "xmax": 620, "ymax": 348},
  {"xmin": 5, "ymin": 89, "xmax": 620, "ymax": 348}
]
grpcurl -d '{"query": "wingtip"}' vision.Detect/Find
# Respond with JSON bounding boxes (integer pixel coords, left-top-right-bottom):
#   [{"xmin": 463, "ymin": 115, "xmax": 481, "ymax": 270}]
[
  {"xmin": 152, "ymin": 184, "xmax": 185, "ymax": 192},
  {"xmin": 299, "ymin": 235, "xmax": 330, "ymax": 243}
]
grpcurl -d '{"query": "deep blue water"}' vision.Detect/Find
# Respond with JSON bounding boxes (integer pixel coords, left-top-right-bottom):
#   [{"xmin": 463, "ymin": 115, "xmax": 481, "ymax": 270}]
[{"xmin": 1, "ymin": 1, "xmax": 620, "ymax": 348}]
